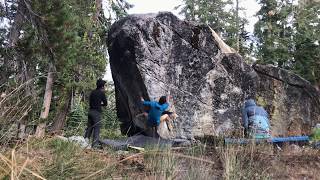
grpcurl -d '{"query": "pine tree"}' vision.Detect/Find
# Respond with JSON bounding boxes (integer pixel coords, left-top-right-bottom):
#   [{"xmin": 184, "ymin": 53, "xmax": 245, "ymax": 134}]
[
  {"xmin": 254, "ymin": 0, "xmax": 319, "ymax": 88},
  {"xmin": 178, "ymin": 0, "xmax": 251, "ymax": 57},
  {"xmin": 293, "ymin": 2, "xmax": 320, "ymax": 87},
  {"xmin": 179, "ymin": 0, "xmax": 233, "ymax": 35},
  {"xmin": 0, "ymin": 0, "xmax": 132, "ymax": 139},
  {"xmin": 254, "ymin": 0, "xmax": 295, "ymax": 68}
]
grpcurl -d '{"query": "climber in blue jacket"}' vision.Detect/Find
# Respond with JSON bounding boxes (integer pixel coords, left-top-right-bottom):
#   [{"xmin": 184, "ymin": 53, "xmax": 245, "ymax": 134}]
[
  {"xmin": 141, "ymin": 96, "xmax": 169, "ymax": 127},
  {"xmin": 242, "ymin": 99, "xmax": 271, "ymax": 139}
]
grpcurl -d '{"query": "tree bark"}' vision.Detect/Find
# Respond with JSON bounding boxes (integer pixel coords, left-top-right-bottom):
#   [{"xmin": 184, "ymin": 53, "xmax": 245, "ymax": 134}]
[
  {"xmin": 8, "ymin": 0, "xmax": 25, "ymax": 47},
  {"xmin": 8, "ymin": 1, "xmax": 34, "ymax": 139},
  {"xmin": 93, "ymin": 0, "xmax": 102, "ymax": 23},
  {"xmin": 51, "ymin": 92, "xmax": 71, "ymax": 134},
  {"xmin": 17, "ymin": 59, "xmax": 32, "ymax": 139},
  {"xmin": 17, "ymin": 123, "xmax": 26, "ymax": 139},
  {"xmin": 235, "ymin": 0, "xmax": 240, "ymax": 52},
  {"xmin": 35, "ymin": 64, "xmax": 54, "ymax": 138}
]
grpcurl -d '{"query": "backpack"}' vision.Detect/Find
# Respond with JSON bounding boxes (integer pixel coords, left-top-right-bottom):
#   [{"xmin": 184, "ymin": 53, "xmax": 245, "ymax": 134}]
[{"xmin": 248, "ymin": 107, "xmax": 271, "ymax": 139}]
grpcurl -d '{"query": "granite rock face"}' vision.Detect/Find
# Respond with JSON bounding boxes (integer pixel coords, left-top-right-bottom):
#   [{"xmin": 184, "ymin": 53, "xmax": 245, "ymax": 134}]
[
  {"xmin": 253, "ymin": 64, "xmax": 320, "ymax": 137},
  {"xmin": 107, "ymin": 12, "xmax": 320, "ymax": 139}
]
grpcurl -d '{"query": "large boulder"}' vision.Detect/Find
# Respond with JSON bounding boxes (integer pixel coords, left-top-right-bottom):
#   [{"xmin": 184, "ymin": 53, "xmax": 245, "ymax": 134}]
[
  {"xmin": 253, "ymin": 64, "xmax": 320, "ymax": 137},
  {"xmin": 107, "ymin": 12, "xmax": 320, "ymax": 139}
]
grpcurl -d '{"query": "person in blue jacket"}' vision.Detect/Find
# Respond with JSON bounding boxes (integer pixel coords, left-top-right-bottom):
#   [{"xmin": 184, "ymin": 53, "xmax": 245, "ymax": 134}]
[
  {"xmin": 141, "ymin": 96, "xmax": 169, "ymax": 127},
  {"xmin": 242, "ymin": 99, "xmax": 271, "ymax": 139}
]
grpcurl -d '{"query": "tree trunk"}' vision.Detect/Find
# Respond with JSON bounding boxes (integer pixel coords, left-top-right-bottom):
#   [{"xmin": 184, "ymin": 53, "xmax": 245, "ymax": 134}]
[
  {"xmin": 35, "ymin": 64, "xmax": 54, "ymax": 138},
  {"xmin": 51, "ymin": 92, "xmax": 71, "ymax": 134},
  {"xmin": 35, "ymin": 123, "xmax": 46, "ymax": 138},
  {"xmin": 8, "ymin": 0, "xmax": 34, "ymax": 139},
  {"xmin": 17, "ymin": 59, "xmax": 34, "ymax": 139},
  {"xmin": 8, "ymin": 0, "xmax": 25, "ymax": 47},
  {"xmin": 93, "ymin": 0, "xmax": 102, "ymax": 23},
  {"xmin": 235, "ymin": 0, "xmax": 240, "ymax": 52},
  {"xmin": 17, "ymin": 123, "xmax": 26, "ymax": 139}
]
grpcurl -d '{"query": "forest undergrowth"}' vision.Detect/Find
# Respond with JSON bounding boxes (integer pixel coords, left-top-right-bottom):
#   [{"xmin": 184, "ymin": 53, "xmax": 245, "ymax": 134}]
[{"xmin": 0, "ymin": 134, "xmax": 319, "ymax": 180}]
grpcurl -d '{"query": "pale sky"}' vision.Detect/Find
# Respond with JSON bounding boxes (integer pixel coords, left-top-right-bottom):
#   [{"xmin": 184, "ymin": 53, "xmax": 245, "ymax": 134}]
[{"xmin": 127, "ymin": 0, "xmax": 183, "ymax": 17}]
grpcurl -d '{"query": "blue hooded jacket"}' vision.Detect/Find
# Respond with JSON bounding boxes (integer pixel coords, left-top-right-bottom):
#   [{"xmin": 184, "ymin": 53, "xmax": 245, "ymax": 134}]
[
  {"xmin": 242, "ymin": 99, "xmax": 270, "ymax": 138},
  {"xmin": 142, "ymin": 100, "xmax": 169, "ymax": 126}
]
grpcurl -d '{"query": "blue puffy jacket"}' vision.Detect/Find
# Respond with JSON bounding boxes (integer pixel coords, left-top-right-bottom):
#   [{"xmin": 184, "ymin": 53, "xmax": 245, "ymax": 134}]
[
  {"xmin": 143, "ymin": 100, "xmax": 169, "ymax": 126},
  {"xmin": 242, "ymin": 99, "xmax": 271, "ymax": 138}
]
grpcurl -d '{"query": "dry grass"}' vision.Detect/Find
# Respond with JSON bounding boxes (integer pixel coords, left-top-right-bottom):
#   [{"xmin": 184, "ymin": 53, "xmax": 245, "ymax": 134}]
[
  {"xmin": 0, "ymin": 137, "xmax": 319, "ymax": 180},
  {"xmin": 0, "ymin": 136, "xmax": 120, "ymax": 179},
  {"xmin": 219, "ymin": 142, "xmax": 273, "ymax": 180}
]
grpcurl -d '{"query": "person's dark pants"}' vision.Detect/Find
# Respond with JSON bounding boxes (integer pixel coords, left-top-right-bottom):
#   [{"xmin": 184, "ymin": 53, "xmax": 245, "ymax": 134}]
[
  {"xmin": 146, "ymin": 121, "xmax": 159, "ymax": 138},
  {"xmin": 84, "ymin": 109, "xmax": 101, "ymax": 147}
]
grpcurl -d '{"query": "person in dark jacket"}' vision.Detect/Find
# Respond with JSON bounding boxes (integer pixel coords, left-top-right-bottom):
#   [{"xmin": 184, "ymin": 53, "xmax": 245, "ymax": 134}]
[
  {"xmin": 84, "ymin": 79, "xmax": 107, "ymax": 148},
  {"xmin": 242, "ymin": 99, "xmax": 271, "ymax": 139}
]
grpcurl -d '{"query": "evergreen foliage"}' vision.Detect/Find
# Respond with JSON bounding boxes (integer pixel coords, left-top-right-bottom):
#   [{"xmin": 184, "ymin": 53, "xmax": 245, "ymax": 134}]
[
  {"xmin": 0, "ymin": 0, "xmax": 131, "ymax": 141},
  {"xmin": 66, "ymin": 94, "xmax": 87, "ymax": 136},
  {"xmin": 177, "ymin": 0, "xmax": 252, "ymax": 57},
  {"xmin": 254, "ymin": 0, "xmax": 319, "ymax": 86},
  {"xmin": 254, "ymin": 0, "xmax": 295, "ymax": 68},
  {"xmin": 293, "ymin": 2, "xmax": 320, "ymax": 85}
]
